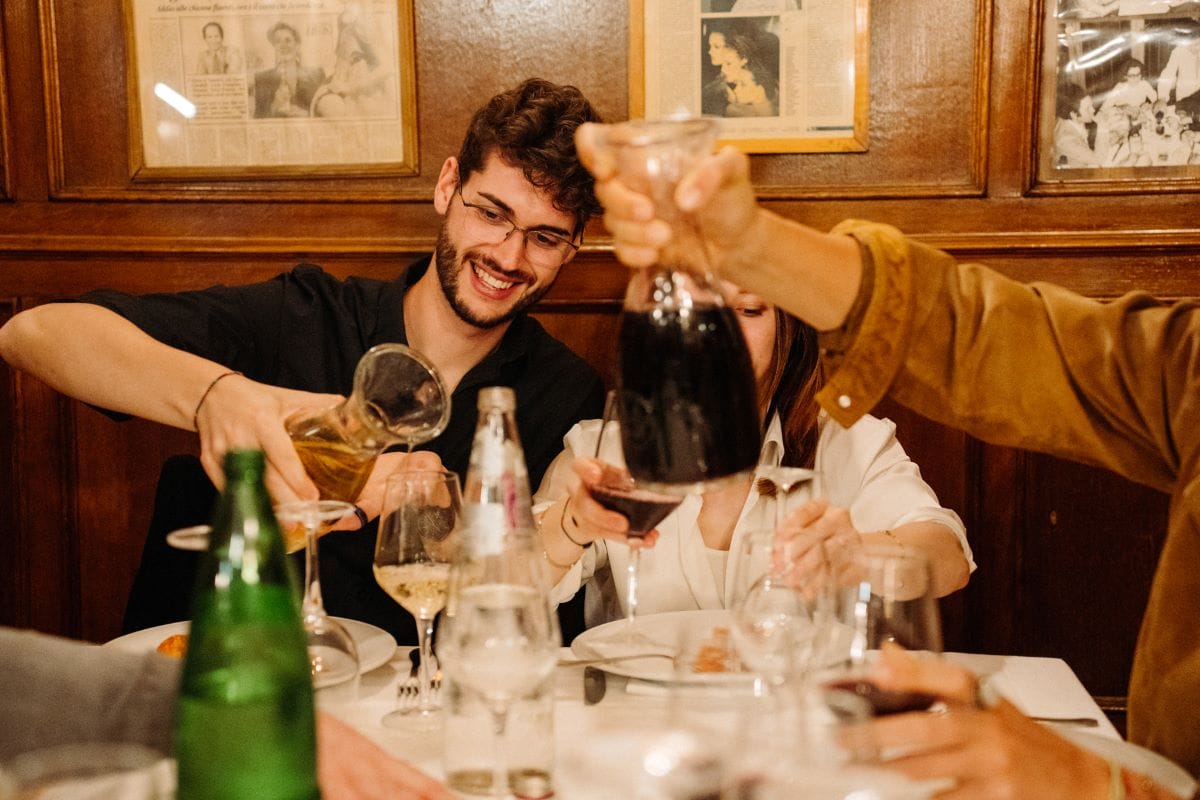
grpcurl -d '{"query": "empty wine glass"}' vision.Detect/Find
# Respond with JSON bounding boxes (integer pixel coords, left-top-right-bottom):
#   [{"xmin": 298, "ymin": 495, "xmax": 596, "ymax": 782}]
[
  {"xmin": 275, "ymin": 499, "xmax": 361, "ymax": 690},
  {"xmin": 437, "ymin": 581, "xmax": 559, "ymax": 796},
  {"xmin": 817, "ymin": 544, "xmax": 943, "ymax": 717},
  {"xmin": 285, "ymin": 343, "xmax": 451, "ymax": 518},
  {"xmin": 373, "ymin": 469, "xmax": 462, "ymax": 726},
  {"xmin": 589, "ymin": 390, "xmax": 683, "ymax": 643}
]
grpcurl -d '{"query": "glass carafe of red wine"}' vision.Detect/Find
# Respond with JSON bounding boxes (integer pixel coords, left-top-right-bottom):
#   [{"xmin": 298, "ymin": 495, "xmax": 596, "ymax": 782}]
[
  {"xmin": 600, "ymin": 118, "xmax": 761, "ymax": 493},
  {"xmin": 285, "ymin": 343, "xmax": 451, "ymax": 504}
]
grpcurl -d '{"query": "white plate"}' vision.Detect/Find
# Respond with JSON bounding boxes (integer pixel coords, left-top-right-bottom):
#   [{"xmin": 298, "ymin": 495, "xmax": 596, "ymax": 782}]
[
  {"xmin": 572, "ymin": 609, "xmax": 754, "ymax": 685},
  {"xmin": 104, "ymin": 617, "xmax": 397, "ymax": 676},
  {"xmin": 1058, "ymin": 729, "xmax": 1197, "ymax": 799}
]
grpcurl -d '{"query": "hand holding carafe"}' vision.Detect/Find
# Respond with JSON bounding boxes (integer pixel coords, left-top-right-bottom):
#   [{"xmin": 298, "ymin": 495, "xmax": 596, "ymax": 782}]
[
  {"xmin": 285, "ymin": 343, "xmax": 451, "ymax": 503},
  {"xmin": 588, "ymin": 118, "xmax": 761, "ymax": 495}
]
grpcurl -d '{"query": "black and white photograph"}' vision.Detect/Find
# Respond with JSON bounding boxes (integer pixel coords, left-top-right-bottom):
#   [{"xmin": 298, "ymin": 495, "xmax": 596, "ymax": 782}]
[
  {"xmin": 1050, "ymin": 9, "xmax": 1200, "ymax": 169},
  {"xmin": 126, "ymin": 0, "xmax": 418, "ymax": 176},
  {"xmin": 700, "ymin": 16, "xmax": 782, "ymax": 118},
  {"xmin": 634, "ymin": 0, "xmax": 867, "ymax": 153}
]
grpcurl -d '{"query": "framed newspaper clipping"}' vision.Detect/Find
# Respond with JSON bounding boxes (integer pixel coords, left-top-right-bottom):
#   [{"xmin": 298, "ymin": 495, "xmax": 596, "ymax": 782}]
[
  {"xmin": 1038, "ymin": 1, "xmax": 1200, "ymax": 190},
  {"xmin": 630, "ymin": 0, "xmax": 869, "ymax": 154},
  {"xmin": 124, "ymin": 0, "xmax": 418, "ymax": 179}
]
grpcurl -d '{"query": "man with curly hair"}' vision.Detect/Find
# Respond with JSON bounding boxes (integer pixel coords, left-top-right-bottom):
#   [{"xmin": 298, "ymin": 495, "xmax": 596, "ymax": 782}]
[{"xmin": 0, "ymin": 78, "xmax": 606, "ymax": 644}]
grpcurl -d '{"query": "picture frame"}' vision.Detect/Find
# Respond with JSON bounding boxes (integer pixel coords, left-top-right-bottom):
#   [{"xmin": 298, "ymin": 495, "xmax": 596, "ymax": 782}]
[
  {"xmin": 123, "ymin": 0, "xmax": 418, "ymax": 180},
  {"xmin": 630, "ymin": 0, "xmax": 869, "ymax": 154},
  {"xmin": 1036, "ymin": 1, "xmax": 1200, "ymax": 191}
]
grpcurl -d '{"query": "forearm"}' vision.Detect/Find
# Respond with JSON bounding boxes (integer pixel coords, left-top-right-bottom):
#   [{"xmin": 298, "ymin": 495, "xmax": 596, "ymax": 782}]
[
  {"xmin": 860, "ymin": 521, "xmax": 971, "ymax": 597},
  {"xmin": 0, "ymin": 628, "xmax": 180, "ymax": 760},
  {"xmin": 0, "ymin": 303, "xmax": 228, "ymax": 431},
  {"xmin": 720, "ymin": 208, "xmax": 864, "ymax": 331}
]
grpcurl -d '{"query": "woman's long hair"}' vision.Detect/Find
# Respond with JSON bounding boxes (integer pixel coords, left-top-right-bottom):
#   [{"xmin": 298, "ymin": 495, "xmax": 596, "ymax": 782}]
[{"xmin": 759, "ymin": 309, "xmax": 822, "ymax": 468}]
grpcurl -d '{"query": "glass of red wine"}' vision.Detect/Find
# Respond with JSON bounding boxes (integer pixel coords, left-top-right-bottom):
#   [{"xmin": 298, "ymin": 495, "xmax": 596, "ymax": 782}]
[
  {"xmin": 589, "ymin": 390, "xmax": 684, "ymax": 641},
  {"xmin": 816, "ymin": 544, "xmax": 943, "ymax": 718}
]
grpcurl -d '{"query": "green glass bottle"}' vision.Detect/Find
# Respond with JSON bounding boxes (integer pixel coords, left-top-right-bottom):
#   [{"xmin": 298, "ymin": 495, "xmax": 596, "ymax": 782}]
[{"xmin": 175, "ymin": 449, "xmax": 319, "ymax": 800}]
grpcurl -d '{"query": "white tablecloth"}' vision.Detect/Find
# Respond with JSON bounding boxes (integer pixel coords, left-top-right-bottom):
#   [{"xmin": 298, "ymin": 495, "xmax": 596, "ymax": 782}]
[{"xmin": 318, "ymin": 647, "xmax": 1124, "ymax": 797}]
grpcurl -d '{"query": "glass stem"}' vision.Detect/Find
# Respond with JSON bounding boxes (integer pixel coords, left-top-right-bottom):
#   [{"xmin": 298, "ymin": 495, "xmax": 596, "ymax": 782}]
[
  {"xmin": 415, "ymin": 615, "xmax": 436, "ymax": 713},
  {"xmin": 489, "ymin": 706, "xmax": 509, "ymax": 796},
  {"xmin": 302, "ymin": 523, "xmax": 324, "ymax": 618},
  {"xmin": 626, "ymin": 548, "xmax": 641, "ymax": 631}
]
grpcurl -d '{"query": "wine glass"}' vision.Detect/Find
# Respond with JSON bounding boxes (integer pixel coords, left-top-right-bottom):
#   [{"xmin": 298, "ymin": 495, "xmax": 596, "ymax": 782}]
[
  {"xmin": 285, "ymin": 343, "xmax": 451, "ymax": 520},
  {"xmin": 437, "ymin": 581, "xmax": 559, "ymax": 797},
  {"xmin": 817, "ymin": 544, "xmax": 943, "ymax": 717},
  {"xmin": 373, "ymin": 469, "xmax": 462, "ymax": 726},
  {"xmin": 274, "ymin": 499, "xmax": 361, "ymax": 690},
  {"xmin": 589, "ymin": 390, "xmax": 684, "ymax": 642}
]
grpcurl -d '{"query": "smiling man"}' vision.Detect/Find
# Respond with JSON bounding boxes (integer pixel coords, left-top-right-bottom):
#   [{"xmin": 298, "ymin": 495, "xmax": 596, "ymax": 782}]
[{"xmin": 0, "ymin": 78, "xmax": 606, "ymax": 644}]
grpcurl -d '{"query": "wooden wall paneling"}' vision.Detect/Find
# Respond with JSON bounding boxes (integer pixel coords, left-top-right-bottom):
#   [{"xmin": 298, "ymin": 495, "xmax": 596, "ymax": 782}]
[
  {"xmin": 0, "ymin": 301, "xmax": 20, "ymax": 627},
  {"xmin": 72, "ymin": 409, "xmax": 197, "ymax": 643},
  {"xmin": 2, "ymin": 299, "xmax": 79, "ymax": 636},
  {"xmin": 965, "ymin": 442, "xmax": 1025, "ymax": 655},
  {"xmin": 754, "ymin": 0, "xmax": 989, "ymax": 199},
  {"xmin": 1018, "ymin": 455, "xmax": 1168, "ymax": 697},
  {"xmin": 0, "ymin": 8, "xmax": 11, "ymax": 201}
]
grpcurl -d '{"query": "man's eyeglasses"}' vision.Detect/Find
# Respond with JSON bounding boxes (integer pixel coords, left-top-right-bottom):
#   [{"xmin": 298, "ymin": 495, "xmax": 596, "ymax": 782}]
[{"xmin": 453, "ymin": 184, "xmax": 580, "ymax": 269}]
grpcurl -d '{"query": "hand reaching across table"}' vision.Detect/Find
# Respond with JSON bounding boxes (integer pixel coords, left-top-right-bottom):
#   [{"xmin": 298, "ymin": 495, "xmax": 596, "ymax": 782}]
[
  {"xmin": 864, "ymin": 644, "xmax": 1186, "ymax": 800},
  {"xmin": 316, "ymin": 711, "xmax": 453, "ymax": 800}
]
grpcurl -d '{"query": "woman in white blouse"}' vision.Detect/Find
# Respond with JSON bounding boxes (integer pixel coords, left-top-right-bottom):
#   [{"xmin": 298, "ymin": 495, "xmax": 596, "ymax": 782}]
[{"xmin": 534, "ymin": 289, "xmax": 973, "ymax": 629}]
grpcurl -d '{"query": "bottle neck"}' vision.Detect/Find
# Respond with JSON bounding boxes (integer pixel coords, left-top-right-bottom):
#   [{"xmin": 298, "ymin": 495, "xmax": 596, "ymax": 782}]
[{"xmin": 463, "ymin": 405, "xmax": 535, "ymax": 550}]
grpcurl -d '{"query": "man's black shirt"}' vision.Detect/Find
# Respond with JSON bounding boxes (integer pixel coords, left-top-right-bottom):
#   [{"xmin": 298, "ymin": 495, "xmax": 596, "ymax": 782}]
[{"xmin": 83, "ymin": 257, "xmax": 605, "ymax": 643}]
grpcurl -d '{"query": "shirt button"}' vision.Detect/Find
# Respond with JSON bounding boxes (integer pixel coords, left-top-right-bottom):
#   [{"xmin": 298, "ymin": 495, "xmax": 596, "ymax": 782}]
[{"xmin": 838, "ymin": 394, "xmax": 852, "ymax": 409}]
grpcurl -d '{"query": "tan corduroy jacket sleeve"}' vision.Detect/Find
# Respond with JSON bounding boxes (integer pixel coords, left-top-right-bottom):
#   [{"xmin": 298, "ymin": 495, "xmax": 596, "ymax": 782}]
[{"xmin": 815, "ymin": 220, "xmax": 1200, "ymax": 778}]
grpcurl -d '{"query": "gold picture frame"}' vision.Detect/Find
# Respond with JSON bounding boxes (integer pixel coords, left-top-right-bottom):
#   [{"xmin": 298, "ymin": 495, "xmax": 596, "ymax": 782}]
[
  {"xmin": 1034, "ymin": 1, "xmax": 1200, "ymax": 193},
  {"xmin": 630, "ymin": 0, "xmax": 870, "ymax": 154},
  {"xmin": 123, "ymin": 0, "xmax": 418, "ymax": 180}
]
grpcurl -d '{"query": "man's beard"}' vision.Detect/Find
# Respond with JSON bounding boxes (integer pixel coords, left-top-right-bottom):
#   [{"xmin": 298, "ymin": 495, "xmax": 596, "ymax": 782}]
[{"xmin": 433, "ymin": 227, "xmax": 553, "ymax": 330}]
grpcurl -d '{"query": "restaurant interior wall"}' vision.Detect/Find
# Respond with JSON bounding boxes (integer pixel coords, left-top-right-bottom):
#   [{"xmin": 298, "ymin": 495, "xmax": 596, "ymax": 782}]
[{"xmin": 0, "ymin": 0, "xmax": 1194, "ymax": 732}]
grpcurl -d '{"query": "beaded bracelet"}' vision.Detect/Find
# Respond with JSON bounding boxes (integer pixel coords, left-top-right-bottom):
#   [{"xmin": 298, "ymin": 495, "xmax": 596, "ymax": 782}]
[{"xmin": 192, "ymin": 370, "xmax": 242, "ymax": 432}]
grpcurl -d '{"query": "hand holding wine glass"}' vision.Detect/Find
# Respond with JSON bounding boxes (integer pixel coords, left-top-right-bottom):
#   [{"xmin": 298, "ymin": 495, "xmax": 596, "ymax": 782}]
[
  {"xmin": 584, "ymin": 392, "xmax": 683, "ymax": 638},
  {"xmin": 373, "ymin": 468, "xmax": 462, "ymax": 726}
]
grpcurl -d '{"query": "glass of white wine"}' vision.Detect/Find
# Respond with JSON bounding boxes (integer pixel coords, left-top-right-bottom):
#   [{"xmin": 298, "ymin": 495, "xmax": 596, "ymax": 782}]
[{"xmin": 373, "ymin": 469, "xmax": 463, "ymax": 726}]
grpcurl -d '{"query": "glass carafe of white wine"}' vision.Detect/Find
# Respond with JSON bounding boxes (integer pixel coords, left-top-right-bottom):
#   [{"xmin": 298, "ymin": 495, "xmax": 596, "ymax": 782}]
[
  {"xmin": 595, "ymin": 118, "xmax": 761, "ymax": 494},
  {"xmin": 285, "ymin": 343, "xmax": 451, "ymax": 503}
]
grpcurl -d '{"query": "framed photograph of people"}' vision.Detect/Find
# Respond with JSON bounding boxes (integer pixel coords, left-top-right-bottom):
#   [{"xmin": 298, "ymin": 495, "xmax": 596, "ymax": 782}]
[
  {"xmin": 1037, "ymin": 1, "xmax": 1200, "ymax": 189},
  {"xmin": 123, "ymin": 0, "xmax": 418, "ymax": 178},
  {"xmin": 630, "ymin": 0, "xmax": 869, "ymax": 154}
]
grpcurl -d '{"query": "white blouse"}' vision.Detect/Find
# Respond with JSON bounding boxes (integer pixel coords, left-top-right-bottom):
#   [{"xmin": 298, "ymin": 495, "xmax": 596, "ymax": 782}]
[{"xmin": 532, "ymin": 411, "xmax": 974, "ymax": 628}]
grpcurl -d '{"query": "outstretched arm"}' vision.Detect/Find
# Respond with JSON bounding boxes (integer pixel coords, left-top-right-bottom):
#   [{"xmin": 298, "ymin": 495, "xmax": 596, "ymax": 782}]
[{"xmin": 0, "ymin": 302, "xmax": 328, "ymax": 501}]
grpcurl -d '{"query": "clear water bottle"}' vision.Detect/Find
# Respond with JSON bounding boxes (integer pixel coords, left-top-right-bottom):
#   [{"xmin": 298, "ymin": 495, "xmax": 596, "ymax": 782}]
[
  {"xmin": 174, "ymin": 449, "xmax": 317, "ymax": 800},
  {"xmin": 439, "ymin": 387, "xmax": 560, "ymax": 797}
]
